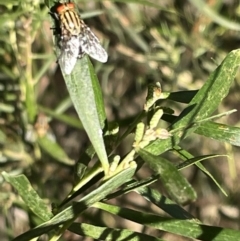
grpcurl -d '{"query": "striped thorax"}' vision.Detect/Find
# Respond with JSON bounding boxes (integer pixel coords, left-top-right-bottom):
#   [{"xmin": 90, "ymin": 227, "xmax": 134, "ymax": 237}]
[{"xmin": 55, "ymin": 2, "xmax": 82, "ymax": 37}]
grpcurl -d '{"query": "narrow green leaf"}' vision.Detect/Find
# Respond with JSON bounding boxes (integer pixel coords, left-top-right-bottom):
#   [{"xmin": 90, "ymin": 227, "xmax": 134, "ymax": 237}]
[
  {"xmin": 104, "ymin": 176, "xmax": 194, "ymax": 219},
  {"xmin": 173, "ymin": 147, "xmax": 228, "ymax": 196},
  {"xmin": 137, "ymin": 149, "xmax": 196, "ymax": 205},
  {"xmin": 38, "ymin": 105, "xmax": 83, "ymax": 129},
  {"xmin": 62, "ymin": 56, "xmax": 109, "ymax": 174},
  {"xmin": 95, "ymin": 202, "xmax": 240, "ymax": 241},
  {"xmin": 69, "ymin": 222, "xmax": 165, "ymax": 241},
  {"xmin": 167, "ymin": 90, "xmax": 198, "ymax": 104},
  {"xmin": 145, "ymin": 49, "xmax": 240, "ymax": 155},
  {"xmin": 196, "ymin": 121, "xmax": 240, "ymax": 146},
  {"xmin": 136, "ymin": 186, "xmax": 195, "ymax": 220},
  {"xmin": 176, "ymin": 152, "xmax": 226, "ymax": 170},
  {"xmin": 37, "ymin": 136, "xmax": 75, "ymax": 166},
  {"xmin": 172, "ymin": 49, "xmax": 239, "ymax": 131},
  {"xmin": 12, "ymin": 163, "xmax": 137, "ymax": 241},
  {"xmin": 2, "ymin": 172, "xmax": 53, "ymax": 221},
  {"xmin": 189, "ymin": 0, "xmax": 240, "ymax": 31}
]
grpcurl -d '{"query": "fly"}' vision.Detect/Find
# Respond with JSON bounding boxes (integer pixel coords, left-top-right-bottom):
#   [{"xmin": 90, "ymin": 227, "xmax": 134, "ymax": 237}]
[{"xmin": 50, "ymin": 1, "xmax": 108, "ymax": 75}]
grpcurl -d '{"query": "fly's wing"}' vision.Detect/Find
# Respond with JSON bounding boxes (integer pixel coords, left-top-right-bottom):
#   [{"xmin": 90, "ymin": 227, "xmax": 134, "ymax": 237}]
[
  {"xmin": 79, "ymin": 22, "xmax": 108, "ymax": 63},
  {"xmin": 58, "ymin": 36, "xmax": 80, "ymax": 75}
]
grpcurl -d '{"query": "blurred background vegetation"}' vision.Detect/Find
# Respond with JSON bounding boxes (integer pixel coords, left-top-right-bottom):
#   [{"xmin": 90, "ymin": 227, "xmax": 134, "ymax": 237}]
[{"xmin": 0, "ymin": 0, "xmax": 240, "ymax": 240}]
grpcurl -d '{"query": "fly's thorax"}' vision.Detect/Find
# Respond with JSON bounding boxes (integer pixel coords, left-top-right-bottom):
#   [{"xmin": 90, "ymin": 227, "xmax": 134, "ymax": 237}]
[
  {"xmin": 59, "ymin": 10, "xmax": 81, "ymax": 35},
  {"xmin": 55, "ymin": 2, "xmax": 82, "ymax": 36}
]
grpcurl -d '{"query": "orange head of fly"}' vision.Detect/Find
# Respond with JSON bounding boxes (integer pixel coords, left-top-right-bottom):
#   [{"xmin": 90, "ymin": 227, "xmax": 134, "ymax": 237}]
[{"xmin": 56, "ymin": 2, "xmax": 75, "ymax": 15}]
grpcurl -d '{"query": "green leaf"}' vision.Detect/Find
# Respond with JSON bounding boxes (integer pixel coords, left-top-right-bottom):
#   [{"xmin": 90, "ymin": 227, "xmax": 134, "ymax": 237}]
[
  {"xmin": 69, "ymin": 222, "xmax": 165, "ymax": 241},
  {"xmin": 38, "ymin": 105, "xmax": 83, "ymax": 129},
  {"xmin": 104, "ymin": 171, "xmax": 215, "ymax": 219},
  {"xmin": 104, "ymin": 177, "xmax": 193, "ymax": 219},
  {"xmin": 37, "ymin": 136, "xmax": 75, "ymax": 166},
  {"xmin": 62, "ymin": 56, "xmax": 109, "ymax": 174},
  {"xmin": 95, "ymin": 202, "xmax": 240, "ymax": 241},
  {"xmin": 136, "ymin": 185, "xmax": 195, "ymax": 220},
  {"xmin": 2, "ymin": 172, "xmax": 53, "ymax": 221},
  {"xmin": 189, "ymin": 0, "xmax": 240, "ymax": 31},
  {"xmin": 137, "ymin": 148, "xmax": 196, "ymax": 205},
  {"xmin": 145, "ymin": 49, "xmax": 240, "ymax": 155},
  {"xmin": 12, "ymin": 162, "xmax": 137, "ymax": 241},
  {"xmin": 167, "ymin": 90, "xmax": 198, "ymax": 104},
  {"xmin": 174, "ymin": 147, "xmax": 228, "ymax": 196},
  {"xmin": 196, "ymin": 121, "xmax": 240, "ymax": 147}
]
